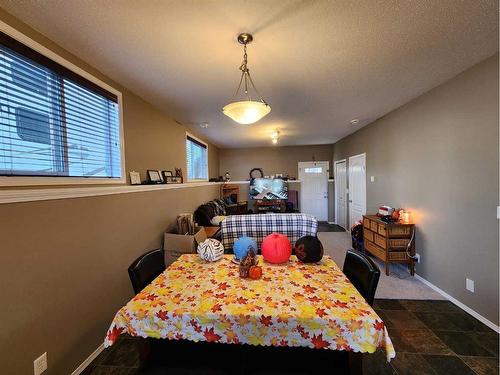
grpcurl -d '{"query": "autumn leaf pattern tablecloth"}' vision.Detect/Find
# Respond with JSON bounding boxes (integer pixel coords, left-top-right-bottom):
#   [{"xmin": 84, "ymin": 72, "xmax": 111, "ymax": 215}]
[{"xmin": 105, "ymin": 254, "xmax": 395, "ymax": 361}]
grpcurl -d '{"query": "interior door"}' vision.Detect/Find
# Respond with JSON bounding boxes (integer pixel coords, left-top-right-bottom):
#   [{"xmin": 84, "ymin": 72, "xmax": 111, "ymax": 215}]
[
  {"xmin": 348, "ymin": 153, "xmax": 366, "ymax": 228},
  {"xmin": 298, "ymin": 161, "xmax": 329, "ymax": 221},
  {"xmin": 334, "ymin": 160, "xmax": 347, "ymax": 230}
]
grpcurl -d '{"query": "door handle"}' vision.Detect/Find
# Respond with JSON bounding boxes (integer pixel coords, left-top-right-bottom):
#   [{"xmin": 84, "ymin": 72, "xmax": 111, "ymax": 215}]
[{"xmin": 349, "ymin": 200, "xmax": 352, "ymax": 203}]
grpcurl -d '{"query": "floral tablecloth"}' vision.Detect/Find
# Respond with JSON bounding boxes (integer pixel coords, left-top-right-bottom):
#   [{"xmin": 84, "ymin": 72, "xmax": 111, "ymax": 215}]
[{"xmin": 105, "ymin": 254, "xmax": 395, "ymax": 361}]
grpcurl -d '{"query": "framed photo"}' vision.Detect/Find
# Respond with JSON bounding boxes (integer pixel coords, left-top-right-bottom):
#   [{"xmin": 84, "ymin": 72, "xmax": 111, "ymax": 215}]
[
  {"xmin": 147, "ymin": 170, "xmax": 162, "ymax": 184},
  {"xmin": 129, "ymin": 171, "xmax": 141, "ymax": 185},
  {"xmin": 165, "ymin": 175, "xmax": 182, "ymax": 184},
  {"xmin": 162, "ymin": 170, "xmax": 173, "ymax": 180}
]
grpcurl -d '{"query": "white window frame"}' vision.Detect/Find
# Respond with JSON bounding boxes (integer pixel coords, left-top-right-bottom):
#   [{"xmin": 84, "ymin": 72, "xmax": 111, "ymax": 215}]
[
  {"xmin": 185, "ymin": 132, "xmax": 209, "ymax": 182},
  {"xmin": 0, "ymin": 20, "xmax": 125, "ymax": 187}
]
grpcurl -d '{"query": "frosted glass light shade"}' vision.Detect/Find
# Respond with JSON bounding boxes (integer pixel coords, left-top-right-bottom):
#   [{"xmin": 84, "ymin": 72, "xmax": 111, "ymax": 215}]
[{"xmin": 222, "ymin": 100, "xmax": 271, "ymax": 125}]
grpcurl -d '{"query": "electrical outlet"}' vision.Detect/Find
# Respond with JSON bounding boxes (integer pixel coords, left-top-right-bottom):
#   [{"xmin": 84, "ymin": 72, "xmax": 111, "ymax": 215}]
[
  {"xmin": 414, "ymin": 253, "xmax": 420, "ymax": 263},
  {"xmin": 466, "ymin": 278, "xmax": 475, "ymax": 293},
  {"xmin": 34, "ymin": 352, "xmax": 47, "ymax": 375}
]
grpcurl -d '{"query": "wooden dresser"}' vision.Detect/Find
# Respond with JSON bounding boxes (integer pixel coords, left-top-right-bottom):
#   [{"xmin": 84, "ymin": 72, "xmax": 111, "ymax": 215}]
[{"xmin": 362, "ymin": 215, "xmax": 415, "ymax": 276}]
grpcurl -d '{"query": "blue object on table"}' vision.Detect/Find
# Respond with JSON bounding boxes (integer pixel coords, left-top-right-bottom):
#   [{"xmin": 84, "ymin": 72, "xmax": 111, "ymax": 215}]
[{"xmin": 233, "ymin": 236, "xmax": 257, "ymax": 261}]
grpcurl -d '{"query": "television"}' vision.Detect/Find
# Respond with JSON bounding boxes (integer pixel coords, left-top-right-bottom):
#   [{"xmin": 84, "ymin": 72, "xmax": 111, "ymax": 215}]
[{"xmin": 249, "ymin": 178, "xmax": 288, "ymax": 200}]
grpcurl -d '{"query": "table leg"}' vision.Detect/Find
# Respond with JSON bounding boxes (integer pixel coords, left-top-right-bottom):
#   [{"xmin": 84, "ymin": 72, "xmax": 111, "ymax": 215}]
[{"xmin": 348, "ymin": 352, "xmax": 363, "ymax": 375}]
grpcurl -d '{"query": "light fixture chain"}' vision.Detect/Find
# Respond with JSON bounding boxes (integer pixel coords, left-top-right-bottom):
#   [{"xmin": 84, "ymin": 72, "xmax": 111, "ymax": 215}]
[
  {"xmin": 247, "ymin": 72, "xmax": 266, "ymax": 104},
  {"xmin": 226, "ymin": 33, "xmax": 269, "ymax": 107}
]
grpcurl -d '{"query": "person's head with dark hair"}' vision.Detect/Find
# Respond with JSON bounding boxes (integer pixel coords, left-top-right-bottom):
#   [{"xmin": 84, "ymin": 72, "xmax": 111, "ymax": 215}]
[{"xmin": 294, "ymin": 236, "xmax": 324, "ymax": 263}]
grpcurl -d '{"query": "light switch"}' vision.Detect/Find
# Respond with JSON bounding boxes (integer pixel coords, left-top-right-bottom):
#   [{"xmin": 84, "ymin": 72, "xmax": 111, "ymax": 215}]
[
  {"xmin": 466, "ymin": 278, "xmax": 475, "ymax": 293},
  {"xmin": 370, "ymin": 176, "xmax": 375, "ymax": 182}
]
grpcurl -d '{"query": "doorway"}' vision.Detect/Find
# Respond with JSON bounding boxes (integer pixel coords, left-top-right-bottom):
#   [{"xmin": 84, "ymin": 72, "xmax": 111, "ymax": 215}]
[
  {"xmin": 298, "ymin": 161, "xmax": 329, "ymax": 221},
  {"xmin": 348, "ymin": 153, "xmax": 366, "ymax": 228},
  {"xmin": 334, "ymin": 159, "xmax": 347, "ymax": 230}
]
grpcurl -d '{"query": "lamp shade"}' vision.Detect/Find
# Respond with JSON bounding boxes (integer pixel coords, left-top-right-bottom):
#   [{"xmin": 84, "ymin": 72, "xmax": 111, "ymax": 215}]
[{"xmin": 222, "ymin": 100, "xmax": 271, "ymax": 125}]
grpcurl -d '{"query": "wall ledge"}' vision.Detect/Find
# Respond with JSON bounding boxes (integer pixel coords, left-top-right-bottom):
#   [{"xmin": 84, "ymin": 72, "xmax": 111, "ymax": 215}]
[
  {"xmin": 225, "ymin": 180, "xmax": 302, "ymax": 184},
  {"xmin": 0, "ymin": 182, "xmax": 223, "ymax": 204}
]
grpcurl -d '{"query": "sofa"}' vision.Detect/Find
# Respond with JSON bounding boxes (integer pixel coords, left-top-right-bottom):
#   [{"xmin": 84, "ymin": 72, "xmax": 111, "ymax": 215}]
[{"xmin": 220, "ymin": 213, "xmax": 318, "ymax": 251}]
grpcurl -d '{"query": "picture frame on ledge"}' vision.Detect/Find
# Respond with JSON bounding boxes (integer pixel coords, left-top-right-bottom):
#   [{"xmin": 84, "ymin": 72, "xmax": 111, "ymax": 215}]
[
  {"xmin": 165, "ymin": 175, "xmax": 182, "ymax": 184},
  {"xmin": 147, "ymin": 170, "xmax": 162, "ymax": 184},
  {"xmin": 161, "ymin": 170, "xmax": 173, "ymax": 181},
  {"xmin": 129, "ymin": 171, "xmax": 141, "ymax": 185}
]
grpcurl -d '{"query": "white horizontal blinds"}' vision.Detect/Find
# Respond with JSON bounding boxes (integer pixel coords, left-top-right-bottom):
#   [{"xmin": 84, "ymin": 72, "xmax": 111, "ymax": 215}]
[
  {"xmin": 0, "ymin": 32, "xmax": 121, "ymax": 178},
  {"xmin": 186, "ymin": 136, "xmax": 208, "ymax": 181}
]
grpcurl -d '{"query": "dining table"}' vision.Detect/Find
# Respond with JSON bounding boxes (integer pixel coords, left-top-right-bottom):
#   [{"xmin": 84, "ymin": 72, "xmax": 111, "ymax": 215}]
[{"xmin": 105, "ymin": 254, "xmax": 395, "ymax": 370}]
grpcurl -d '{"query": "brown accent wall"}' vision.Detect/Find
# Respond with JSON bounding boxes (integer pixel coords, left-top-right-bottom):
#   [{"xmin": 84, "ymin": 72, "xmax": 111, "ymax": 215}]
[
  {"xmin": 219, "ymin": 144, "xmax": 334, "ymax": 181},
  {"xmin": 0, "ymin": 9, "xmax": 220, "ymax": 375},
  {"xmin": 333, "ymin": 54, "xmax": 499, "ymax": 325}
]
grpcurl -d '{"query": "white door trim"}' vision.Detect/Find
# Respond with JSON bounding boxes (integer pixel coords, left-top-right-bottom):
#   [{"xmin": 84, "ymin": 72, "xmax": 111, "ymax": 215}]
[
  {"xmin": 348, "ymin": 153, "xmax": 367, "ymax": 228},
  {"xmin": 333, "ymin": 159, "xmax": 348, "ymax": 231}
]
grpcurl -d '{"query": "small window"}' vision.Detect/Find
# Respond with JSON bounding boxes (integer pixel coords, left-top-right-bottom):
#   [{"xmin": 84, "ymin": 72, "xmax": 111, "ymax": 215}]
[
  {"xmin": 304, "ymin": 167, "xmax": 323, "ymax": 173},
  {"xmin": 186, "ymin": 134, "xmax": 208, "ymax": 181},
  {"xmin": 0, "ymin": 31, "xmax": 122, "ymax": 181}
]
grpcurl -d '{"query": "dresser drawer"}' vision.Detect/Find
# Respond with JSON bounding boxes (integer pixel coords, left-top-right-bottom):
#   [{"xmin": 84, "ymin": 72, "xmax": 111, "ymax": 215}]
[
  {"xmin": 378, "ymin": 224, "xmax": 386, "ymax": 236},
  {"xmin": 374, "ymin": 233, "xmax": 386, "ymax": 249},
  {"xmin": 363, "ymin": 218, "xmax": 371, "ymax": 229},
  {"xmin": 370, "ymin": 220, "xmax": 378, "ymax": 232},
  {"xmin": 365, "ymin": 240, "xmax": 386, "ymax": 261},
  {"xmin": 363, "ymin": 229, "xmax": 374, "ymax": 242},
  {"xmin": 387, "ymin": 225, "xmax": 412, "ymax": 236},
  {"xmin": 388, "ymin": 238, "xmax": 411, "ymax": 248}
]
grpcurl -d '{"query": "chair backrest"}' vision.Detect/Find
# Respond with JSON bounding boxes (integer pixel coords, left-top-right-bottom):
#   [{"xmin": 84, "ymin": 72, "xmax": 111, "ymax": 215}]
[
  {"xmin": 128, "ymin": 249, "xmax": 166, "ymax": 294},
  {"xmin": 342, "ymin": 249, "xmax": 380, "ymax": 306}
]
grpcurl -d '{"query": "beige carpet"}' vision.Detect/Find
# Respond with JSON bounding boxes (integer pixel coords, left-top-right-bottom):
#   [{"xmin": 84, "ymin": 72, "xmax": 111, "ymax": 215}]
[{"xmin": 318, "ymin": 231, "xmax": 444, "ymax": 300}]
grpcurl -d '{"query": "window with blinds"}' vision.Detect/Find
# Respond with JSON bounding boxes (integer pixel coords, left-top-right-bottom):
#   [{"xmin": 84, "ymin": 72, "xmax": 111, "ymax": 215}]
[
  {"xmin": 186, "ymin": 134, "xmax": 208, "ymax": 181},
  {"xmin": 0, "ymin": 32, "xmax": 122, "ymax": 180}
]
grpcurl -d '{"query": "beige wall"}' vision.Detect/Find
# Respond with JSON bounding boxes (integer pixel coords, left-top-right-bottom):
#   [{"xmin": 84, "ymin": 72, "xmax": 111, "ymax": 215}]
[
  {"xmin": 333, "ymin": 54, "xmax": 499, "ymax": 325},
  {"xmin": 123, "ymin": 92, "xmax": 220, "ymax": 182},
  {"xmin": 219, "ymin": 145, "xmax": 333, "ymax": 218},
  {"xmin": 0, "ymin": 9, "xmax": 220, "ymax": 375},
  {"xmin": 219, "ymin": 144, "xmax": 333, "ymax": 181}
]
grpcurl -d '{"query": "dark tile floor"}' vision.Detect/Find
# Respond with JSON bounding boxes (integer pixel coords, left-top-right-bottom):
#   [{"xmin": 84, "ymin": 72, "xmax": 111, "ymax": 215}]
[
  {"xmin": 84, "ymin": 300, "xmax": 499, "ymax": 375},
  {"xmin": 317, "ymin": 222, "xmax": 345, "ymax": 232}
]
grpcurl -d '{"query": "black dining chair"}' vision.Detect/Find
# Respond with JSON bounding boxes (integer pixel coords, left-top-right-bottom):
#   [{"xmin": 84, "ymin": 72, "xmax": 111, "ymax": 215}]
[
  {"xmin": 343, "ymin": 249, "xmax": 381, "ymax": 306},
  {"xmin": 128, "ymin": 248, "xmax": 166, "ymax": 294}
]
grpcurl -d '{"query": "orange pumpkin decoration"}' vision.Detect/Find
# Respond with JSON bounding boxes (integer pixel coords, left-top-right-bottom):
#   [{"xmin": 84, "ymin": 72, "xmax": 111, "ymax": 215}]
[{"xmin": 248, "ymin": 265, "xmax": 262, "ymax": 280}]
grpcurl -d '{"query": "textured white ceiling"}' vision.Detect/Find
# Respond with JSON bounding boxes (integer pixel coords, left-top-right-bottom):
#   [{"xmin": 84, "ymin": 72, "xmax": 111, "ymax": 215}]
[{"xmin": 0, "ymin": 0, "xmax": 497, "ymax": 148}]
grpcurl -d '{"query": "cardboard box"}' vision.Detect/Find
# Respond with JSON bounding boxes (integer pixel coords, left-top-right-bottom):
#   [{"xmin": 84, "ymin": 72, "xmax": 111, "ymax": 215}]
[{"xmin": 163, "ymin": 226, "xmax": 207, "ymax": 266}]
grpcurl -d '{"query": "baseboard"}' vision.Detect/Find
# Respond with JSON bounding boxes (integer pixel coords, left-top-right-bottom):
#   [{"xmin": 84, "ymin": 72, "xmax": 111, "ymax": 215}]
[
  {"xmin": 71, "ymin": 343, "xmax": 104, "ymax": 375},
  {"xmin": 415, "ymin": 274, "xmax": 499, "ymax": 333},
  {"xmin": 327, "ymin": 221, "xmax": 335, "ymax": 225}
]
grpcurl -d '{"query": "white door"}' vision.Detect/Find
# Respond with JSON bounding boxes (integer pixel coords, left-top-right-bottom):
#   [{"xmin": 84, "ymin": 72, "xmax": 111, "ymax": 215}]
[
  {"xmin": 334, "ymin": 160, "xmax": 347, "ymax": 230},
  {"xmin": 298, "ymin": 161, "xmax": 329, "ymax": 221},
  {"xmin": 348, "ymin": 153, "xmax": 366, "ymax": 228}
]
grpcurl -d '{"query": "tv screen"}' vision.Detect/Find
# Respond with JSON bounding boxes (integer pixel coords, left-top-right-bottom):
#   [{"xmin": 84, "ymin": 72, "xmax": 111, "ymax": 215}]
[{"xmin": 249, "ymin": 178, "xmax": 288, "ymax": 200}]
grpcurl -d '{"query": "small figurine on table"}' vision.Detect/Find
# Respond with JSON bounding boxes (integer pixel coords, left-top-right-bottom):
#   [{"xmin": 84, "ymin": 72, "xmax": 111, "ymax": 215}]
[{"xmin": 239, "ymin": 248, "xmax": 257, "ymax": 278}]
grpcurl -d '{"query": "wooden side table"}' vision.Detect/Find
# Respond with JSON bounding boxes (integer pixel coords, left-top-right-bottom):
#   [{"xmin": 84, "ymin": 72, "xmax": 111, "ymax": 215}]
[{"xmin": 362, "ymin": 215, "xmax": 415, "ymax": 276}]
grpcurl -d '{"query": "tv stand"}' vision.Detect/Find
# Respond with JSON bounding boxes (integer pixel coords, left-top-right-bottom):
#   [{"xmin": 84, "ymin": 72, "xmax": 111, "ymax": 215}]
[{"xmin": 254, "ymin": 199, "xmax": 285, "ymax": 214}]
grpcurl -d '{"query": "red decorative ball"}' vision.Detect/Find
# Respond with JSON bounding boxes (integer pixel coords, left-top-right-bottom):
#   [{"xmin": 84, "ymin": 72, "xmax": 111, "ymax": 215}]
[{"xmin": 261, "ymin": 233, "xmax": 292, "ymax": 264}]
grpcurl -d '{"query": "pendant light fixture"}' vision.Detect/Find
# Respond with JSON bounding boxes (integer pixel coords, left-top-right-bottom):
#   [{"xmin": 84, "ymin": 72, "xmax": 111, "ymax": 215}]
[{"xmin": 222, "ymin": 33, "xmax": 271, "ymax": 125}]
